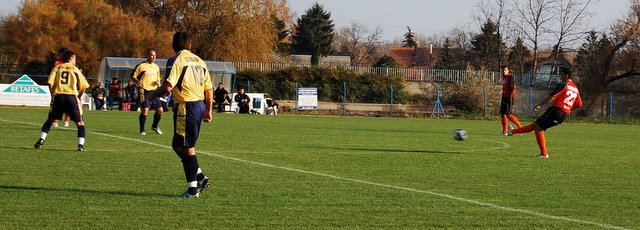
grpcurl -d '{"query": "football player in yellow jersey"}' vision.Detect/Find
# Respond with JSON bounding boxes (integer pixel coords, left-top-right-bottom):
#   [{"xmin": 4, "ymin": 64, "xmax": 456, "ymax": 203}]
[
  {"xmin": 131, "ymin": 49, "xmax": 164, "ymax": 135},
  {"xmin": 34, "ymin": 50, "xmax": 90, "ymax": 152},
  {"xmin": 150, "ymin": 32, "xmax": 213, "ymax": 198}
]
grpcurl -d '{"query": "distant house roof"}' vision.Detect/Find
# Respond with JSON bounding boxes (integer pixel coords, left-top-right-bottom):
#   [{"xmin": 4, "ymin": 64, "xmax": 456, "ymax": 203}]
[
  {"xmin": 388, "ymin": 46, "xmax": 442, "ymax": 68},
  {"xmin": 540, "ymin": 55, "xmax": 571, "ymax": 66}
]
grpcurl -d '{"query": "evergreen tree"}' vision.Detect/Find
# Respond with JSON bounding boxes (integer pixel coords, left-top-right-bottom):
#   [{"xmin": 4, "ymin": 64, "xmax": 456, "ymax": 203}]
[
  {"xmin": 373, "ymin": 55, "xmax": 399, "ymax": 68},
  {"xmin": 574, "ymin": 31, "xmax": 613, "ymax": 94},
  {"xmin": 507, "ymin": 37, "xmax": 531, "ymax": 74},
  {"xmin": 402, "ymin": 26, "xmax": 417, "ymax": 48},
  {"xmin": 291, "ymin": 3, "xmax": 335, "ymax": 65},
  {"xmin": 470, "ymin": 19, "xmax": 505, "ymax": 71},
  {"xmin": 436, "ymin": 38, "xmax": 455, "ymax": 69}
]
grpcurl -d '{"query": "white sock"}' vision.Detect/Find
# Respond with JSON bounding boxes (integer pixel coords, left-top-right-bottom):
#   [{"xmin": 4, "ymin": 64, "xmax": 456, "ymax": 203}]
[
  {"xmin": 197, "ymin": 168, "xmax": 203, "ymax": 175},
  {"xmin": 187, "ymin": 181, "xmax": 197, "ymax": 188},
  {"xmin": 40, "ymin": 132, "xmax": 48, "ymax": 140},
  {"xmin": 78, "ymin": 137, "xmax": 85, "ymax": 145}
]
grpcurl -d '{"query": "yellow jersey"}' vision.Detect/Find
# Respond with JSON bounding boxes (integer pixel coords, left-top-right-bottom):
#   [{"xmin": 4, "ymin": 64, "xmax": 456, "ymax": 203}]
[
  {"xmin": 165, "ymin": 50, "xmax": 212, "ymax": 103},
  {"xmin": 47, "ymin": 63, "xmax": 89, "ymax": 96},
  {"xmin": 131, "ymin": 62, "xmax": 162, "ymax": 91}
]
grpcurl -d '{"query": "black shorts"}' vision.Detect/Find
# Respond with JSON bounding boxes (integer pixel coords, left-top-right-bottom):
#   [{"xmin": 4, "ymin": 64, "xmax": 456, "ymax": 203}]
[
  {"xmin": 500, "ymin": 97, "xmax": 514, "ymax": 115},
  {"xmin": 50, "ymin": 94, "xmax": 83, "ymax": 122},
  {"xmin": 535, "ymin": 106, "xmax": 566, "ymax": 131},
  {"xmin": 172, "ymin": 101, "xmax": 205, "ymax": 148},
  {"xmin": 141, "ymin": 90, "xmax": 162, "ymax": 109}
]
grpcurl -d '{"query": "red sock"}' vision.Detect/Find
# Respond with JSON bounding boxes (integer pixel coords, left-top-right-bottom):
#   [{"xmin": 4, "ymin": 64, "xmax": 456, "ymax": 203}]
[
  {"xmin": 535, "ymin": 130, "xmax": 547, "ymax": 156},
  {"xmin": 511, "ymin": 124, "xmax": 535, "ymax": 134},
  {"xmin": 501, "ymin": 115, "xmax": 508, "ymax": 134},
  {"xmin": 508, "ymin": 115, "xmax": 523, "ymax": 128},
  {"xmin": 64, "ymin": 115, "xmax": 70, "ymax": 122}
]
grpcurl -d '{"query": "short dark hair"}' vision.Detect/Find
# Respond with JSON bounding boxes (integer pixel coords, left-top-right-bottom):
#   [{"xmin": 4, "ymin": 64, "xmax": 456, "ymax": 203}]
[
  {"xmin": 61, "ymin": 50, "xmax": 75, "ymax": 62},
  {"xmin": 560, "ymin": 67, "xmax": 572, "ymax": 78},
  {"xmin": 112, "ymin": 77, "xmax": 118, "ymax": 81},
  {"xmin": 58, "ymin": 47, "xmax": 69, "ymax": 55},
  {"xmin": 172, "ymin": 32, "xmax": 191, "ymax": 52},
  {"xmin": 147, "ymin": 48, "xmax": 156, "ymax": 55},
  {"xmin": 501, "ymin": 65, "xmax": 508, "ymax": 69}
]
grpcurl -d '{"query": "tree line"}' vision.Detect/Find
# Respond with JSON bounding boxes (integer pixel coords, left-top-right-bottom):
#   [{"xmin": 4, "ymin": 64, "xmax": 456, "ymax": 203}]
[{"xmin": 1, "ymin": 0, "xmax": 639, "ymax": 116}]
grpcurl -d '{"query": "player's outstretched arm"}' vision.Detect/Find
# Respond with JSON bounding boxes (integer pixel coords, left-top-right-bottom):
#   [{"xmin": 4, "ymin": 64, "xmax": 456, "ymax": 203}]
[
  {"xmin": 149, "ymin": 82, "xmax": 172, "ymax": 100},
  {"xmin": 533, "ymin": 95, "xmax": 554, "ymax": 112}
]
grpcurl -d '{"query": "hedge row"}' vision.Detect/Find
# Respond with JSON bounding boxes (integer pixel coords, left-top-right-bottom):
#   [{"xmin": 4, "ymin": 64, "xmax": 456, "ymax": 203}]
[{"xmin": 234, "ymin": 67, "xmax": 407, "ymax": 103}]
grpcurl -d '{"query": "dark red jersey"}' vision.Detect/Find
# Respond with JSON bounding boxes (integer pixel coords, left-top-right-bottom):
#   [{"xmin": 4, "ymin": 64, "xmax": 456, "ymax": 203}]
[
  {"xmin": 501, "ymin": 74, "xmax": 516, "ymax": 97},
  {"xmin": 551, "ymin": 80, "xmax": 582, "ymax": 114}
]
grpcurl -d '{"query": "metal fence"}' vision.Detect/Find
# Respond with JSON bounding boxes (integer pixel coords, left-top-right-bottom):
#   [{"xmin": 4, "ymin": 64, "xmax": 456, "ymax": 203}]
[
  {"xmin": 2, "ymin": 61, "xmax": 559, "ymax": 88},
  {"xmin": 233, "ymin": 61, "xmax": 503, "ymax": 83}
]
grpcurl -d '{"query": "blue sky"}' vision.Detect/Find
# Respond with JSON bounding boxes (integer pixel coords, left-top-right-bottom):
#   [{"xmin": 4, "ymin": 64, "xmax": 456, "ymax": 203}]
[{"xmin": 1, "ymin": 0, "xmax": 631, "ymax": 42}]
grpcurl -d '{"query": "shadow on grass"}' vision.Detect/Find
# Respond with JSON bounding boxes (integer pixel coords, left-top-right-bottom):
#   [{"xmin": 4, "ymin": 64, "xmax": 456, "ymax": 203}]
[
  {"xmin": 1, "ymin": 145, "xmax": 78, "ymax": 152},
  {"xmin": 0, "ymin": 185, "xmax": 177, "ymax": 198},
  {"xmin": 311, "ymin": 126, "xmax": 453, "ymax": 135},
  {"xmin": 312, "ymin": 145, "xmax": 464, "ymax": 154}
]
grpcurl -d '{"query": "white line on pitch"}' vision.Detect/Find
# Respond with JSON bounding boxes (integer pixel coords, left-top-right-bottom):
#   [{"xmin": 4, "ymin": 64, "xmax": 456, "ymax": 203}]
[{"xmin": 0, "ymin": 118, "xmax": 630, "ymax": 230}]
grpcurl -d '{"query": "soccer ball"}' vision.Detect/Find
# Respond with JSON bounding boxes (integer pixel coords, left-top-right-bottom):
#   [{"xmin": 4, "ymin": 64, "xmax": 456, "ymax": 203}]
[{"xmin": 453, "ymin": 129, "xmax": 468, "ymax": 141}]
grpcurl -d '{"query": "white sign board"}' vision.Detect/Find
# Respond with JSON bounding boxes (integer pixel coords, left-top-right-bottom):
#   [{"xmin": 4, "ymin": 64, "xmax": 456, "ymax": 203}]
[
  {"xmin": 298, "ymin": 88, "xmax": 318, "ymax": 110},
  {"xmin": 229, "ymin": 93, "xmax": 266, "ymax": 114},
  {"xmin": 0, "ymin": 75, "xmax": 51, "ymax": 107}
]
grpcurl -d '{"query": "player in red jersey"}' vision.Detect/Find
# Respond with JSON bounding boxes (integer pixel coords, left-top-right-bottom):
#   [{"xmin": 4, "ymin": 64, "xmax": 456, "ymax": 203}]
[
  {"xmin": 499, "ymin": 65, "xmax": 522, "ymax": 135},
  {"xmin": 509, "ymin": 67, "xmax": 583, "ymax": 158}
]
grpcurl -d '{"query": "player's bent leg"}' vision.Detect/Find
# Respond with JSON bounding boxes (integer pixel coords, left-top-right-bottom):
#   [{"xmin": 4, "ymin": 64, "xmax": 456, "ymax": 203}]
[
  {"xmin": 510, "ymin": 123, "xmax": 535, "ymax": 135},
  {"xmin": 508, "ymin": 115, "xmax": 523, "ymax": 128},
  {"xmin": 36, "ymin": 106, "xmax": 61, "ymax": 149},
  {"xmin": 35, "ymin": 119, "xmax": 52, "ymax": 149},
  {"xmin": 151, "ymin": 107, "xmax": 163, "ymax": 134}
]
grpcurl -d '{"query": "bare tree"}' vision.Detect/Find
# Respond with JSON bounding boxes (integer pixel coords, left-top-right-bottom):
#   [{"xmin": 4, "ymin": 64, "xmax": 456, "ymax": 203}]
[
  {"xmin": 514, "ymin": 0, "xmax": 556, "ymax": 78},
  {"xmin": 574, "ymin": 0, "xmax": 640, "ymax": 116},
  {"xmin": 335, "ymin": 22, "xmax": 383, "ymax": 66},
  {"xmin": 546, "ymin": 0, "xmax": 594, "ymax": 87},
  {"xmin": 603, "ymin": 0, "xmax": 640, "ymax": 84},
  {"xmin": 446, "ymin": 25, "xmax": 474, "ymax": 67}
]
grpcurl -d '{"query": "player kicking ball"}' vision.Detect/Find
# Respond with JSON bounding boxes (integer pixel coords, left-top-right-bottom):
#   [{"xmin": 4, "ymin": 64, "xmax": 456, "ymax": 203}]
[{"xmin": 508, "ymin": 67, "xmax": 582, "ymax": 158}]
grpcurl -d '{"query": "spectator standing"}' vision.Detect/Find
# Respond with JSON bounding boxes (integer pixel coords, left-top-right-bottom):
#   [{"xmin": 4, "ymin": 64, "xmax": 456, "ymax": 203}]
[
  {"xmin": 107, "ymin": 77, "xmax": 123, "ymax": 110},
  {"xmin": 214, "ymin": 82, "xmax": 229, "ymax": 112}
]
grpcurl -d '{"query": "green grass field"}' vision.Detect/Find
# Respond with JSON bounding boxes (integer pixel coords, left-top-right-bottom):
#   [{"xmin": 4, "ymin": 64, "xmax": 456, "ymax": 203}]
[{"xmin": 0, "ymin": 107, "xmax": 638, "ymax": 229}]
